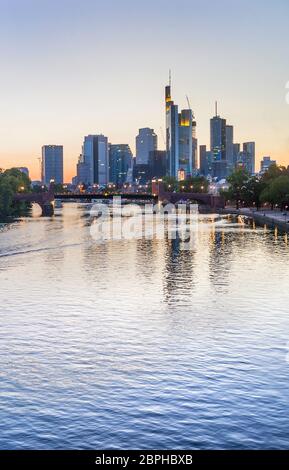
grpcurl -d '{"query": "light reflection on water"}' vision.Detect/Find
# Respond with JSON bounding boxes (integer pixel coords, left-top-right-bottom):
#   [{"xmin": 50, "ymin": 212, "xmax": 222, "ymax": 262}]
[{"xmin": 0, "ymin": 203, "xmax": 289, "ymax": 449}]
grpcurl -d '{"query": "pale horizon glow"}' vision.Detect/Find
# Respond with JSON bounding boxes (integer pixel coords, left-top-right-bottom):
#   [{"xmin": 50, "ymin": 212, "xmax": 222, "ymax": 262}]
[{"xmin": 0, "ymin": 0, "xmax": 289, "ymax": 181}]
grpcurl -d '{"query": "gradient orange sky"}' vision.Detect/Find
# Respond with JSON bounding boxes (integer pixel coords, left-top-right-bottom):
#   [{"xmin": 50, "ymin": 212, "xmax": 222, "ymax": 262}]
[{"xmin": 0, "ymin": 0, "xmax": 289, "ymax": 182}]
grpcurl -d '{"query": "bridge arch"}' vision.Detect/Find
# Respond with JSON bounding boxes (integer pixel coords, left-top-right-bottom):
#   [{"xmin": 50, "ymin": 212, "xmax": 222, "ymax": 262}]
[{"xmin": 13, "ymin": 184, "xmax": 55, "ymax": 216}]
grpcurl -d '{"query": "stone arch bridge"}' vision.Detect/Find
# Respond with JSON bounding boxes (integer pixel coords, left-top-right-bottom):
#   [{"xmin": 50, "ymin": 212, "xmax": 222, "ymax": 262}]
[{"xmin": 152, "ymin": 181, "xmax": 224, "ymax": 210}]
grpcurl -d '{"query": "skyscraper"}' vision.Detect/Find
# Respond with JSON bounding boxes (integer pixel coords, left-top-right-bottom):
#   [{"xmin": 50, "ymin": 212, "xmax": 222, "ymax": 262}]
[
  {"xmin": 236, "ymin": 151, "xmax": 252, "ymax": 174},
  {"xmin": 165, "ymin": 83, "xmax": 196, "ymax": 179},
  {"xmin": 165, "ymin": 84, "xmax": 179, "ymax": 178},
  {"xmin": 210, "ymin": 104, "xmax": 227, "ymax": 179},
  {"xmin": 243, "ymin": 142, "xmax": 256, "ymax": 174},
  {"xmin": 210, "ymin": 114, "xmax": 226, "ymax": 160},
  {"xmin": 149, "ymin": 150, "xmax": 167, "ymax": 179},
  {"xmin": 41, "ymin": 145, "xmax": 63, "ymax": 185},
  {"xmin": 233, "ymin": 143, "xmax": 240, "ymax": 167},
  {"xmin": 192, "ymin": 117, "xmax": 198, "ymax": 172},
  {"xmin": 226, "ymin": 125, "xmax": 234, "ymax": 172},
  {"xmin": 80, "ymin": 135, "xmax": 109, "ymax": 186},
  {"xmin": 136, "ymin": 128, "xmax": 157, "ymax": 165},
  {"xmin": 76, "ymin": 155, "xmax": 90, "ymax": 185},
  {"xmin": 199, "ymin": 145, "xmax": 212, "ymax": 177},
  {"xmin": 109, "ymin": 144, "xmax": 133, "ymax": 186},
  {"xmin": 178, "ymin": 109, "xmax": 193, "ymax": 177}
]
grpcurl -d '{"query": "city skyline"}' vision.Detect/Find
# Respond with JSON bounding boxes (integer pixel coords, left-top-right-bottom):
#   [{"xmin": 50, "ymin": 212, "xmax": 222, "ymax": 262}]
[{"xmin": 0, "ymin": 0, "xmax": 289, "ymax": 181}]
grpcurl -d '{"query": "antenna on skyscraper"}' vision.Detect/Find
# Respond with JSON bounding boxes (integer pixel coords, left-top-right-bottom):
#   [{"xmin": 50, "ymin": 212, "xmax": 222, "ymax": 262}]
[
  {"xmin": 169, "ymin": 69, "xmax": 172, "ymax": 87},
  {"xmin": 186, "ymin": 95, "xmax": 195, "ymax": 120},
  {"xmin": 215, "ymin": 101, "xmax": 218, "ymax": 117}
]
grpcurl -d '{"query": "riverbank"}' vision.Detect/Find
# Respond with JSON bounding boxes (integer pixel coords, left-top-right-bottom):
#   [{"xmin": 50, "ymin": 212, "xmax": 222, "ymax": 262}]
[{"xmin": 221, "ymin": 207, "xmax": 289, "ymax": 233}]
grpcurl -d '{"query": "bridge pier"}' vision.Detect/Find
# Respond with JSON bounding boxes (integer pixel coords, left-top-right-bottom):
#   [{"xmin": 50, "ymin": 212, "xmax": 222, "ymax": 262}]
[{"xmin": 41, "ymin": 202, "xmax": 54, "ymax": 217}]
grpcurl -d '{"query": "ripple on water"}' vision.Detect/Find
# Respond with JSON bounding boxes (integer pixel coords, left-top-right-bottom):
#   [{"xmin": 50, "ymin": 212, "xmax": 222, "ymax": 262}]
[{"xmin": 0, "ymin": 206, "xmax": 289, "ymax": 449}]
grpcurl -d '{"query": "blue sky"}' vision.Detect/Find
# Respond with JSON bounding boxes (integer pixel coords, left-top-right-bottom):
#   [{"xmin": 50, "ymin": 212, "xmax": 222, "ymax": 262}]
[{"xmin": 0, "ymin": 0, "xmax": 288, "ymax": 180}]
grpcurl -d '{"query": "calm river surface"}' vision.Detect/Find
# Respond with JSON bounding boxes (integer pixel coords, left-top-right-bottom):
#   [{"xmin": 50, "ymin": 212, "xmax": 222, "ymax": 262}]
[{"xmin": 0, "ymin": 203, "xmax": 289, "ymax": 449}]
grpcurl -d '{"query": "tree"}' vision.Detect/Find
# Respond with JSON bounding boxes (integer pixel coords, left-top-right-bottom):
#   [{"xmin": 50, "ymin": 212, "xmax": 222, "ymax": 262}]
[
  {"xmin": 162, "ymin": 176, "xmax": 178, "ymax": 192},
  {"xmin": 261, "ymin": 164, "xmax": 286, "ymax": 185},
  {"xmin": 260, "ymin": 175, "xmax": 289, "ymax": 210},
  {"xmin": 0, "ymin": 168, "xmax": 31, "ymax": 218},
  {"xmin": 242, "ymin": 176, "xmax": 266, "ymax": 210},
  {"xmin": 0, "ymin": 180, "xmax": 14, "ymax": 217},
  {"xmin": 178, "ymin": 176, "xmax": 209, "ymax": 193},
  {"xmin": 223, "ymin": 168, "xmax": 251, "ymax": 209}
]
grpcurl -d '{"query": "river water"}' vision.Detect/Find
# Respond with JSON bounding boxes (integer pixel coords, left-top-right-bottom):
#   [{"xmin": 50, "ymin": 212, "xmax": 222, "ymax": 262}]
[{"xmin": 0, "ymin": 203, "xmax": 289, "ymax": 449}]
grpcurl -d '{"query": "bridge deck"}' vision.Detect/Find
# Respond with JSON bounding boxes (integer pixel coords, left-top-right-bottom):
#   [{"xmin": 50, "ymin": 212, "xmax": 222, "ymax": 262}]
[{"xmin": 54, "ymin": 193, "xmax": 158, "ymax": 201}]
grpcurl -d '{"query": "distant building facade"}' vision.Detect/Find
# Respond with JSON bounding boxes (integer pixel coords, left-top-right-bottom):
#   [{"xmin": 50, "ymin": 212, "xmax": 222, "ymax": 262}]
[
  {"xmin": 42, "ymin": 145, "xmax": 63, "ymax": 185},
  {"xmin": 243, "ymin": 142, "xmax": 255, "ymax": 174},
  {"xmin": 178, "ymin": 109, "xmax": 193, "ymax": 176},
  {"xmin": 133, "ymin": 163, "xmax": 151, "ymax": 185},
  {"xmin": 16, "ymin": 167, "xmax": 29, "ymax": 178},
  {"xmin": 166, "ymin": 85, "xmax": 179, "ymax": 178},
  {"xmin": 199, "ymin": 145, "xmax": 213, "ymax": 177},
  {"xmin": 233, "ymin": 143, "xmax": 240, "ymax": 168},
  {"xmin": 136, "ymin": 128, "xmax": 157, "ymax": 165},
  {"xmin": 77, "ymin": 135, "xmax": 109, "ymax": 186},
  {"xmin": 76, "ymin": 156, "xmax": 90, "ymax": 186},
  {"xmin": 260, "ymin": 156, "xmax": 276, "ymax": 174},
  {"xmin": 165, "ymin": 83, "xmax": 197, "ymax": 179},
  {"xmin": 149, "ymin": 150, "xmax": 167, "ymax": 179},
  {"xmin": 210, "ymin": 107, "xmax": 227, "ymax": 179},
  {"xmin": 225, "ymin": 125, "xmax": 234, "ymax": 172},
  {"xmin": 109, "ymin": 144, "xmax": 133, "ymax": 186}
]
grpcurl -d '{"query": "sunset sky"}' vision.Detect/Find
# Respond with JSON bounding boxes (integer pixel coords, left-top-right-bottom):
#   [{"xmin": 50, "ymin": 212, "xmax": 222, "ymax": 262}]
[{"xmin": 0, "ymin": 0, "xmax": 288, "ymax": 181}]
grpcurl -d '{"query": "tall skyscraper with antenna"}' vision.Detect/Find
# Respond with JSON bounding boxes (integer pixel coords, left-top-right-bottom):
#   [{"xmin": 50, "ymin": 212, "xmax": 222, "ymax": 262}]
[
  {"xmin": 210, "ymin": 103, "xmax": 227, "ymax": 178},
  {"xmin": 165, "ymin": 76, "xmax": 195, "ymax": 178},
  {"xmin": 165, "ymin": 78, "xmax": 179, "ymax": 178}
]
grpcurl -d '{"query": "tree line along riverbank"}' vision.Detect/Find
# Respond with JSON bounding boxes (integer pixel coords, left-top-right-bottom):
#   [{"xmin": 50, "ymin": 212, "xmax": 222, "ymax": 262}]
[{"xmin": 0, "ymin": 168, "xmax": 31, "ymax": 219}]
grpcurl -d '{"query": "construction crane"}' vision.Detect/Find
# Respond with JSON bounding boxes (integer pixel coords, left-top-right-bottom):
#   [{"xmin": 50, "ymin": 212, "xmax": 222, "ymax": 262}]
[{"xmin": 186, "ymin": 95, "xmax": 195, "ymax": 120}]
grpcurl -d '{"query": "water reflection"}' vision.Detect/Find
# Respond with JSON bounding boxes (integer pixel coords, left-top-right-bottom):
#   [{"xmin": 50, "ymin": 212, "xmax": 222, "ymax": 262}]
[{"xmin": 0, "ymin": 204, "xmax": 289, "ymax": 450}]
